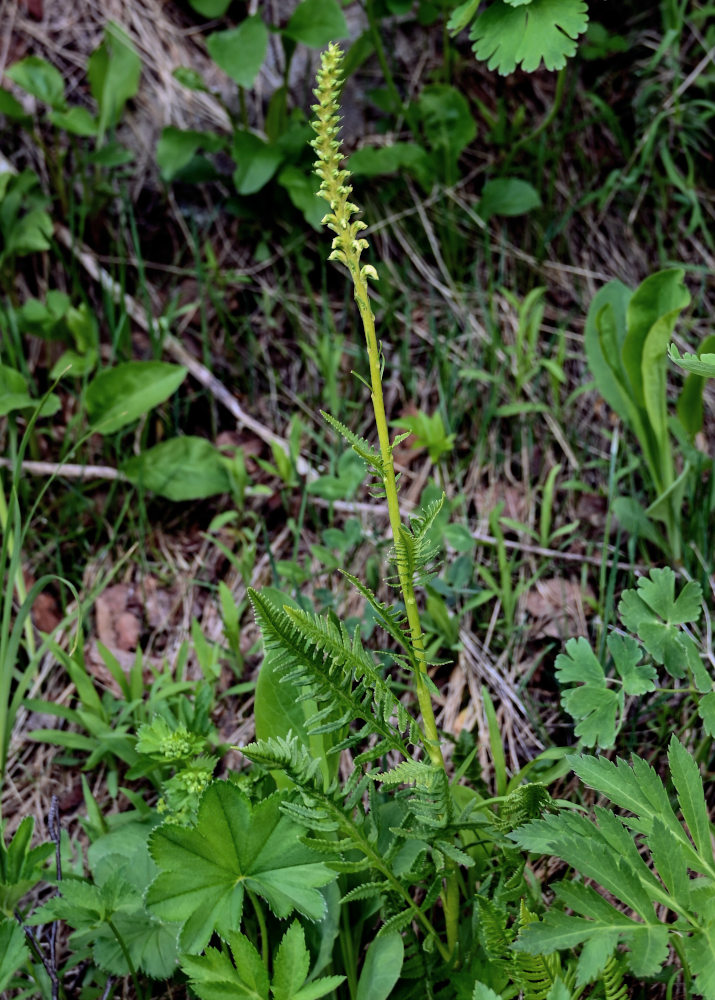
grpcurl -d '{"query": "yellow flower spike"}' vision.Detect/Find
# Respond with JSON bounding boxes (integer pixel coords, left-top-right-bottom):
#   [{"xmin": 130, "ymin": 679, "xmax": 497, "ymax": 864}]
[{"xmin": 310, "ymin": 42, "xmax": 376, "ymax": 283}]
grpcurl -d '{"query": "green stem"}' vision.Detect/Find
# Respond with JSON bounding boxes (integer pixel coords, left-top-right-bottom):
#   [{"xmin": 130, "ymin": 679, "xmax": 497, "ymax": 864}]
[
  {"xmin": 350, "ymin": 267, "xmax": 444, "ymax": 770},
  {"xmin": 248, "ymin": 888, "xmax": 269, "ymax": 967},
  {"xmin": 107, "ymin": 919, "xmax": 143, "ymax": 1000},
  {"xmin": 350, "ymin": 267, "xmax": 461, "ymax": 961},
  {"xmin": 0, "ymin": 469, "xmax": 36, "ymax": 664}
]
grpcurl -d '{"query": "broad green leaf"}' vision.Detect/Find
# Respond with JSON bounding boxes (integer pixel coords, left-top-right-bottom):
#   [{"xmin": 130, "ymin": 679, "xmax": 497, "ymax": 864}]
[
  {"xmin": 233, "ymin": 131, "xmax": 283, "ymax": 195},
  {"xmin": 147, "ymin": 783, "xmax": 336, "ymax": 953},
  {"xmin": 355, "ymin": 933, "xmax": 404, "ymax": 1000},
  {"xmin": 667, "ymin": 737, "xmax": 712, "ymax": 864},
  {"xmin": 85, "ymin": 360, "xmax": 187, "ymax": 433},
  {"xmin": 416, "ymin": 84, "xmax": 476, "ymax": 181},
  {"xmin": 6, "ymin": 56, "xmax": 65, "ymax": 109},
  {"xmin": 122, "ymin": 437, "xmax": 231, "ymax": 501},
  {"xmin": 49, "ymin": 106, "xmax": 98, "ymax": 136},
  {"xmin": 173, "ymin": 66, "xmax": 209, "ymax": 92},
  {"xmin": 608, "ymin": 634, "xmax": 656, "ymax": 696},
  {"xmin": 277, "ymin": 165, "xmax": 324, "ymax": 230},
  {"xmin": 584, "ymin": 281, "xmax": 635, "ymax": 426},
  {"xmin": 0, "ymin": 87, "xmax": 28, "ymax": 120},
  {"xmin": 4, "ymin": 207, "xmax": 53, "ymax": 258},
  {"xmin": 0, "ymin": 917, "xmax": 29, "ymax": 991},
  {"xmin": 284, "ymin": 0, "xmax": 349, "ymax": 47},
  {"xmin": 641, "ymin": 310, "xmax": 682, "ymax": 483},
  {"xmin": 157, "ymin": 127, "xmax": 226, "ymax": 182},
  {"xmin": 348, "ymin": 142, "xmax": 432, "ymax": 187},
  {"xmin": 612, "ymin": 495, "xmax": 664, "ymax": 546},
  {"xmin": 207, "ymin": 17, "xmax": 268, "ymax": 88},
  {"xmin": 88, "ymin": 22, "xmax": 141, "ymax": 137},
  {"xmin": 478, "ymin": 177, "xmax": 541, "ymax": 220},
  {"xmin": 470, "ymin": 0, "xmax": 588, "ymax": 75},
  {"xmin": 0, "ymin": 364, "xmax": 60, "ymax": 418},
  {"xmin": 622, "ymin": 269, "xmax": 690, "ymax": 411},
  {"xmin": 91, "ymin": 911, "xmax": 180, "ymax": 979},
  {"xmin": 448, "ymin": 0, "xmax": 481, "ymax": 34},
  {"xmin": 188, "ymin": 0, "xmax": 232, "ymax": 14}
]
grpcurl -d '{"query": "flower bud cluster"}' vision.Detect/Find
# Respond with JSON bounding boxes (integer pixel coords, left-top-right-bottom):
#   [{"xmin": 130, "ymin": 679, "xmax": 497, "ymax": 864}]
[{"xmin": 310, "ymin": 42, "xmax": 378, "ymax": 284}]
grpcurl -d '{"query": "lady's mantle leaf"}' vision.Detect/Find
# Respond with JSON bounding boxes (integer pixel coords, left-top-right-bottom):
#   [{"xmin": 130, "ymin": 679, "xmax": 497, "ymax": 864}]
[
  {"xmin": 470, "ymin": 0, "xmax": 588, "ymax": 74},
  {"xmin": 147, "ymin": 782, "xmax": 336, "ymax": 953}
]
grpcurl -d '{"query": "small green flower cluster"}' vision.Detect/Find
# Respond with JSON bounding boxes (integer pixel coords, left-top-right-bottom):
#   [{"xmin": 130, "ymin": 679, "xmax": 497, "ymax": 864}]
[{"xmin": 310, "ymin": 42, "xmax": 378, "ymax": 285}]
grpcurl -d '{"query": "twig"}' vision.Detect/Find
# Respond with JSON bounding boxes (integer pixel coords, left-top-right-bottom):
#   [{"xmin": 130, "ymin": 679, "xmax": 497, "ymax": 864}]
[{"xmin": 50, "ymin": 223, "xmax": 316, "ymax": 479}]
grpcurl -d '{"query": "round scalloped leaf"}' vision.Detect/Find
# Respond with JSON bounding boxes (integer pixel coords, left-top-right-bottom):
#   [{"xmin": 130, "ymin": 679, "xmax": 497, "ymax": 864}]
[{"xmin": 470, "ymin": 0, "xmax": 588, "ymax": 75}]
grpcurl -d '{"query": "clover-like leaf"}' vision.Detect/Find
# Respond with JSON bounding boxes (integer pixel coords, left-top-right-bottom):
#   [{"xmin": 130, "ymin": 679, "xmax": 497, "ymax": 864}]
[
  {"xmin": 555, "ymin": 637, "xmax": 621, "ymax": 748},
  {"xmin": 470, "ymin": 0, "xmax": 588, "ymax": 75},
  {"xmin": 608, "ymin": 634, "xmax": 656, "ymax": 696},
  {"xmin": 147, "ymin": 782, "xmax": 337, "ymax": 953}
]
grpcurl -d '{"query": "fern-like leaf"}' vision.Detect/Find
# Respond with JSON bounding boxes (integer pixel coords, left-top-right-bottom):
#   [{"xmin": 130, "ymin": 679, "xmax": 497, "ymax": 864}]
[
  {"xmin": 340, "ymin": 571, "xmax": 416, "ymax": 664},
  {"xmin": 602, "ymin": 955, "xmax": 628, "ymax": 1000},
  {"xmin": 373, "ymin": 760, "xmax": 452, "ymax": 829},
  {"xmin": 249, "ymin": 589, "xmax": 423, "ymax": 757},
  {"xmin": 394, "ymin": 494, "xmax": 445, "ymax": 586},
  {"xmin": 321, "ymin": 410, "xmax": 384, "ymax": 477}
]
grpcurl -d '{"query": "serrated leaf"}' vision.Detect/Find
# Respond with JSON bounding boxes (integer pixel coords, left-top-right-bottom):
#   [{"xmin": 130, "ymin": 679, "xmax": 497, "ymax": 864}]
[
  {"xmin": 0, "ymin": 917, "xmax": 29, "ymax": 991},
  {"xmin": 608, "ymin": 633, "xmax": 656, "ymax": 695},
  {"xmin": 271, "ymin": 921, "xmax": 310, "ymax": 1000},
  {"xmin": 683, "ymin": 921, "xmax": 715, "ymax": 1000},
  {"xmin": 182, "ymin": 931, "xmax": 269, "ymax": 1000},
  {"xmin": 472, "ymin": 984, "xmax": 503, "ymax": 1000},
  {"xmin": 648, "ymin": 816, "xmax": 689, "ymax": 901},
  {"xmin": 667, "ymin": 737, "xmax": 712, "ymax": 864},
  {"xmin": 147, "ymin": 783, "xmax": 336, "ymax": 953},
  {"xmin": 470, "ymin": 0, "xmax": 588, "ymax": 75}
]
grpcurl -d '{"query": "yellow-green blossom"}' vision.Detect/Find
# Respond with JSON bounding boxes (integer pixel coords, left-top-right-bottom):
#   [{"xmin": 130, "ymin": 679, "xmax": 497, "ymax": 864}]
[{"xmin": 310, "ymin": 43, "xmax": 378, "ymax": 285}]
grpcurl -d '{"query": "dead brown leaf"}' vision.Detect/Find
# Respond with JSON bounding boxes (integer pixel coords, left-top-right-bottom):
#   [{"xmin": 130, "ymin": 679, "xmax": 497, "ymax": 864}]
[{"xmin": 524, "ymin": 577, "xmax": 594, "ymax": 640}]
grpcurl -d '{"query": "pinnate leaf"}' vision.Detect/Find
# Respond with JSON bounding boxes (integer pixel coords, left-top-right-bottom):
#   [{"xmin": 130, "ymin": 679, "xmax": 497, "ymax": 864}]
[
  {"xmin": 147, "ymin": 782, "xmax": 336, "ymax": 953},
  {"xmin": 667, "ymin": 737, "xmax": 713, "ymax": 865},
  {"xmin": 608, "ymin": 634, "xmax": 656, "ymax": 695},
  {"xmin": 555, "ymin": 637, "xmax": 620, "ymax": 748}
]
